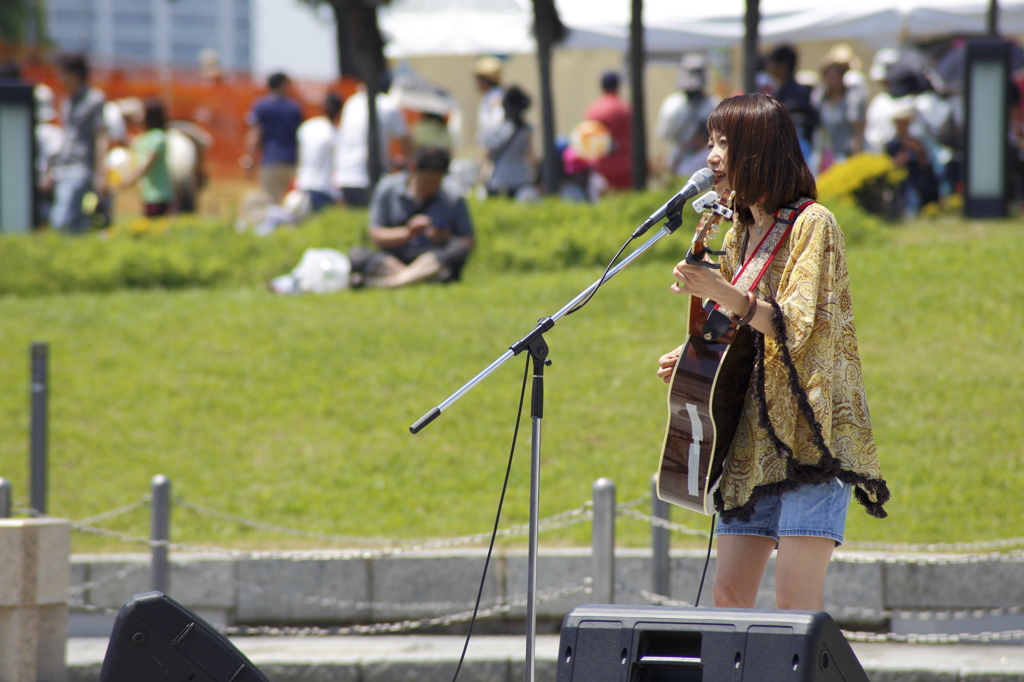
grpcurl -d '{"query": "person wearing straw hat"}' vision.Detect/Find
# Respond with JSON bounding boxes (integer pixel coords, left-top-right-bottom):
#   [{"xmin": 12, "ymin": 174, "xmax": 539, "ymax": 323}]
[
  {"xmin": 473, "ymin": 56, "xmax": 505, "ymax": 148},
  {"xmin": 810, "ymin": 44, "xmax": 866, "ymax": 175},
  {"xmin": 884, "ymin": 103, "xmax": 938, "ymax": 217}
]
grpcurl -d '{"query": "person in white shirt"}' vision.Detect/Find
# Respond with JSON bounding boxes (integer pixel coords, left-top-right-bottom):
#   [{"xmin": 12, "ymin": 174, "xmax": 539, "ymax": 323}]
[
  {"xmin": 33, "ymin": 84, "xmax": 65, "ymax": 226},
  {"xmin": 656, "ymin": 53, "xmax": 720, "ymax": 179},
  {"xmin": 333, "ymin": 75, "xmax": 413, "ymax": 208},
  {"xmin": 296, "ymin": 92, "xmax": 342, "ymax": 213},
  {"xmin": 473, "ymin": 56, "xmax": 505, "ymax": 147},
  {"xmin": 473, "ymin": 56, "xmax": 505, "ymax": 188}
]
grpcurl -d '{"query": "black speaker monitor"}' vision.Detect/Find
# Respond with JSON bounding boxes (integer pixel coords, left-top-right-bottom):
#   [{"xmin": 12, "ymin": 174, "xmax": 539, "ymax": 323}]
[
  {"xmin": 99, "ymin": 590, "xmax": 269, "ymax": 682},
  {"xmin": 556, "ymin": 604, "xmax": 868, "ymax": 682}
]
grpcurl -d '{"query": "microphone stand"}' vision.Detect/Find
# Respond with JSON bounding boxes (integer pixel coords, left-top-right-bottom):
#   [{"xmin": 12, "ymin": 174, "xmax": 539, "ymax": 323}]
[{"xmin": 411, "ymin": 211, "xmax": 687, "ymax": 682}]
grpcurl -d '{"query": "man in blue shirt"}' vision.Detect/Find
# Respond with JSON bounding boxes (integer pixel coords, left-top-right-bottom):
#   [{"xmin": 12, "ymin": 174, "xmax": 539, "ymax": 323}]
[
  {"xmin": 246, "ymin": 72, "xmax": 303, "ymax": 202},
  {"xmin": 766, "ymin": 45, "xmax": 818, "ymax": 163},
  {"xmin": 349, "ymin": 147, "xmax": 474, "ymax": 289}
]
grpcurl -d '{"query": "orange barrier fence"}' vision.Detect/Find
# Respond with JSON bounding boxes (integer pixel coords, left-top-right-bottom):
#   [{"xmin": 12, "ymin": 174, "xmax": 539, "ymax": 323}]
[
  {"xmin": 4, "ymin": 45, "xmax": 448, "ymax": 220},
  {"xmin": 18, "ymin": 55, "xmax": 359, "ymax": 180}
]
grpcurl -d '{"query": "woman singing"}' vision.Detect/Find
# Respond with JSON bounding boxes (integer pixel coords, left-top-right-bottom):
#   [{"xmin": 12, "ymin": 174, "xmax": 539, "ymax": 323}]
[{"xmin": 657, "ymin": 93, "xmax": 890, "ymax": 611}]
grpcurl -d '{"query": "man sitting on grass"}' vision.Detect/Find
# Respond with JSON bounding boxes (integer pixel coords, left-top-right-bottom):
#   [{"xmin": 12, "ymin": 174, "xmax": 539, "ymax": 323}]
[{"xmin": 349, "ymin": 147, "xmax": 474, "ymax": 289}]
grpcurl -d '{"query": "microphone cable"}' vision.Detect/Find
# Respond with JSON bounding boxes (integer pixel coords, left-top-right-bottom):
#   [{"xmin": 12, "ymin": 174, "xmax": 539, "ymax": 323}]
[
  {"xmin": 564, "ymin": 235, "xmax": 634, "ymax": 317},
  {"xmin": 451, "ymin": 354, "xmax": 530, "ymax": 682},
  {"xmin": 565, "ymin": 185, "xmax": 703, "ymax": 318},
  {"xmin": 694, "ymin": 513, "xmax": 716, "ymax": 607}
]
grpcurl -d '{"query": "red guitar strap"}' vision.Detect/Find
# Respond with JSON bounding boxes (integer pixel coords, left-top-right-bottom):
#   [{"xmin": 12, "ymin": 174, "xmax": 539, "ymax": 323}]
[{"xmin": 712, "ymin": 199, "xmax": 815, "ymax": 319}]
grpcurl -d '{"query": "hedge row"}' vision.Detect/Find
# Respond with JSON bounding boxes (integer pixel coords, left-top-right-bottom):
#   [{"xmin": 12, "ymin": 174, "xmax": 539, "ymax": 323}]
[{"xmin": 0, "ymin": 191, "xmax": 889, "ymax": 296}]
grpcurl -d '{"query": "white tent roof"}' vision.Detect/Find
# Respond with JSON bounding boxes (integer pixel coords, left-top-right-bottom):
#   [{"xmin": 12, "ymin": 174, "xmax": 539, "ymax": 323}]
[{"xmin": 380, "ymin": 0, "xmax": 1024, "ymax": 57}]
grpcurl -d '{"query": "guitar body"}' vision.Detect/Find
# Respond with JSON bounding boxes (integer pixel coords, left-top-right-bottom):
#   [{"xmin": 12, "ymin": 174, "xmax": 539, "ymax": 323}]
[
  {"xmin": 656, "ymin": 192, "xmax": 811, "ymax": 514},
  {"xmin": 657, "ymin": 296, "xmax": 756, "ymax": 515}
]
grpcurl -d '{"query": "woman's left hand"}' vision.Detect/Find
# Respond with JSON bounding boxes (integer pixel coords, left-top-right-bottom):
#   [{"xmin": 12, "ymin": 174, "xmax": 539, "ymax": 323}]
[{"xmin": 670, "ymin": 256, "xmax": 730, "ymax": 300}]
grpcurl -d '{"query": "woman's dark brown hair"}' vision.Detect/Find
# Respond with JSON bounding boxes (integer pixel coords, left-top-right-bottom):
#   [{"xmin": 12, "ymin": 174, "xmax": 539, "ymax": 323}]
[{"xmin": 706, "ymin": 92, "xmax": 816, "ymax": 224}]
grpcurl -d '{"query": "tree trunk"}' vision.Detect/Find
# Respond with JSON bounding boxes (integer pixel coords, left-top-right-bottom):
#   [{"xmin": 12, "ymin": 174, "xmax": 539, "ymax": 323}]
[
  {"xmin": 743, "ymin": 0, "xmax": 760, "ymax": 94},
  {"xmin": 330, "ymin": 0, "xmax": 387, "ymax": 191},
  {"xmin": 331, "ymin": 1, "xmax": 357, "ymax": 79},
  {"xmin": 0, "ymin": 0, "xmax": 26, "ymax": 43},
  {"xmin": 533, "ymin": 0, "xmax": 561, "ymax": 195},
  {"xmin": 629, "ymin": 0, "xmax": 647, "ymax": 190}
]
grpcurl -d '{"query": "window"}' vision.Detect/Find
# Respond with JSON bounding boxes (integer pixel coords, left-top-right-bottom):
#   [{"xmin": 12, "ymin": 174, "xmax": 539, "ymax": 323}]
[
  {"xmin": 114, "ymin": 41, "xmax": 153, "ymax": 58},
  {"xmin": 114, "ymin": 12, "xmax": 153, "ymax": 29}
]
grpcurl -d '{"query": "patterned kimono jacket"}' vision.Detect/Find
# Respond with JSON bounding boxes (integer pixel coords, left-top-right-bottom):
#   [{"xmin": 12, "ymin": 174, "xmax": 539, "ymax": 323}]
[{"xmin": 715, "ymin": 201, "xmax": 890, "ymax": 521}]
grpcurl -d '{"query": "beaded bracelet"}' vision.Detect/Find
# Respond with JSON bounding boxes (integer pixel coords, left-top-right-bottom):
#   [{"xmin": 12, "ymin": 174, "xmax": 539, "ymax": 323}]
[{"xmin": 731, "ymin": 290, "xmax": 757, "ymax": 326}]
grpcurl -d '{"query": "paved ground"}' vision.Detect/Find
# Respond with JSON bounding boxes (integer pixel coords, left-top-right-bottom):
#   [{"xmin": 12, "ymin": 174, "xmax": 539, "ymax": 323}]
[{"xmin": 68, "ymin": 634, "xmax": 1024, "ymax": 681}]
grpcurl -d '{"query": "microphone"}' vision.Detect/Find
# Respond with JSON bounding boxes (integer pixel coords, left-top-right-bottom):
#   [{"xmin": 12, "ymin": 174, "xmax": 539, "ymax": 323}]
[{"xmin": 631, "ymin": 167, "xmax": 717, "ymax": 239}]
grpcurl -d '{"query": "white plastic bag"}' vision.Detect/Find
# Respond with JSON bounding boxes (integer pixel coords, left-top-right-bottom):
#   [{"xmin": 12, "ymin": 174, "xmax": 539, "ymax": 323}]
[{"xmin": 269, "ymin": 248, "xmax": 351, "ymax": 295}]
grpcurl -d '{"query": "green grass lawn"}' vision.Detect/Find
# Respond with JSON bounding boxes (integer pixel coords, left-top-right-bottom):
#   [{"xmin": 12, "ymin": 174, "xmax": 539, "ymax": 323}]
[{"xmin": 0, "ymin": 217, "xmax": 1021, "ymax": 552}]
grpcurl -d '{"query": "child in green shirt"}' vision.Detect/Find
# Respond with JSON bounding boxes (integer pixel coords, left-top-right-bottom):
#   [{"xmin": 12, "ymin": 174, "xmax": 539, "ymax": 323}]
[{"xmin": 123, "ymin": 99, "xmax": 173, "ymax": 216}]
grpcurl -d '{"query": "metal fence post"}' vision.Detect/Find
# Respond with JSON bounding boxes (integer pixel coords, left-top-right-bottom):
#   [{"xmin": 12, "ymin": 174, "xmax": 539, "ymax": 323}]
[
  {"xmin": 0, "ymin": 478, "xmax": 10, "ymax": 518},
  {"xmin": 651, "ymin": 474, "xmax": 671, "ymax": 597},
  {"xmin": 592, "ymin": 477, "xmax": 616, "ymax": 604},
  {"xmin": 30, "ymin": 342, "xmax": 48, "ymax": 514},
  {"xmin": 151, "ymin": 475, "xmax": 171, "ymax": 594}
]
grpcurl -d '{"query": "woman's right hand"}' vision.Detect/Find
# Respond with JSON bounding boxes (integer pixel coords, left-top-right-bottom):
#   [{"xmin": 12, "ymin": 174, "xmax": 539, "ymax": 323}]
[{"xmin": 657, "ymin": 345, "xmax": 684, "ymax": 384}]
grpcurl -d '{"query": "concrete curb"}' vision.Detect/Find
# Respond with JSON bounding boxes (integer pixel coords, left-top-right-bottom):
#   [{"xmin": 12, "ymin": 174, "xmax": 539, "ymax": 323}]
[
  {"xmin": 70, "ymin": 548, "xmax": 1024, "ymax": 640},
  {"xmin": 67, "ymin": 634, "xmax": 1024, "ymax": 682}
]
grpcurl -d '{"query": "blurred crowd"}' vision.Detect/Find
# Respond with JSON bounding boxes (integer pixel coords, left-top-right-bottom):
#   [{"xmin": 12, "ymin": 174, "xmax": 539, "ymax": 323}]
[
  {"xmin": 657, "ymin": 40, "xmax": 1024, "ymax": 219},
  {"xmin": 2, "ymin": 36, "xmax": 1022, "ymax": 248}
]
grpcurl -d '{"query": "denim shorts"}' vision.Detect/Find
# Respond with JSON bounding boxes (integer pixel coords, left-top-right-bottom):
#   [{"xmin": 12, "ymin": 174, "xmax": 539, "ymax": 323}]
[{"xmin": 716, "ymin": 478, "xmax": 852, "ymax": 545}]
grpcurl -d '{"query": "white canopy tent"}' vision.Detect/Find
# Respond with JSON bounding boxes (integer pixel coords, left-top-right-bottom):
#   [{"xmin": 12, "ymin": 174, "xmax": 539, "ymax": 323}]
[
  {"xmin": 379, "ymin": 0, "xmax": 1024, "ymax": 57},
  {"xmin": 558, "ymin": 0, "xmax": 906, "ymax": 51}
]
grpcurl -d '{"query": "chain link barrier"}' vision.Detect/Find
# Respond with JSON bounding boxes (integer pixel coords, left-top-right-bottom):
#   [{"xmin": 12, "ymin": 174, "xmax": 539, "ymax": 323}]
[
  {"xmin": 833, "ymin": 549, "xmax": 1024, "ymax": 566},
  {"xmin": 640, "ymin": 590, "xmax": 693, "ymax": 608},
  {"xmin": 21, "ymin": 493, "xmax": 1024, "ymax": 565},
  {"xmin": 175, "ymin": 497, "xmax": 593, "ymax": 558},
  {"xmin": 833, "ymin": 604, "xmax": 1024, "ymax": 622},
  {"xmin": 146, "ymin": 503, "xmax": 594, "ymax": 562},
  {"xmin": 221, "ymin": 580, "xmax": 592, "ymax": 637},
  {"xmin": 68, "ymin": 563, "xmax": 148, "ymax": 599},
  {"xmin": 175, "ymin": 562, "xmax": 526, "ymax": 614},
  {"xmin": 638, "ymin": 591, "xmax": 1024, "ymax": 630},
  {"xmin": 844, "ymin": 537, "xmax": 1024, "ymax": 554},
  {"xmin": 614, "ymin": 494, "xmax": 1024, "ymax": 566},
  {"xmin": 638, "ymin": 591, "xmax": 1024, "ymax": 644},
  {"xmin": 67, "ymin": 600, "xmax": 122, "ymax": 617},
  {"xmin": 14, "ymin": 492, "xmax": 1024, "ymax": 643},
  {"xmin": 173, "ymin": 497, "xmax": 401, "ymax": 546},
  {"xmin": 842, "ymin": 629, "xmax": 1024, "ymax": 644},
  {"xmin": 75, "ymin": 498, "xmax": 150, "ymax": 526},
  {"xmin": 617, "ymin": 507, "xmax": 711, "ymax": 538}
]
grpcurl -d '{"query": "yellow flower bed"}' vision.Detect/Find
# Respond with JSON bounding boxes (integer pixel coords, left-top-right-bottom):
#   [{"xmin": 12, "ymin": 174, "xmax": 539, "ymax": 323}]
[{"xmin": 817, "ymin": 153, "xmax": 907, "ymax": 202}]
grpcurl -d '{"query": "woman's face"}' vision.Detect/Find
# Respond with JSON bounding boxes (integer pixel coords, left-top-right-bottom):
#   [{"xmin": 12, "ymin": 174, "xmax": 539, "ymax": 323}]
[
  {"xmin": 706, "ymin": 129, "xmax": 731, "ymax": 193},
  {"xmin": 824, "ymin": 64, "xmax": 846, "ymax": 92}
]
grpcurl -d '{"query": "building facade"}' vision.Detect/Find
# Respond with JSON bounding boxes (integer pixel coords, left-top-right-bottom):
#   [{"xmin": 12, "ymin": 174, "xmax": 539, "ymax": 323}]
[{"xmin": 46, "ymin": 0, "xmax": 251, "ymax": 72}]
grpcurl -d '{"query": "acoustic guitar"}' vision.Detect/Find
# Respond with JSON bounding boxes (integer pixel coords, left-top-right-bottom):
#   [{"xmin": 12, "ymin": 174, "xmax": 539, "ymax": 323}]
[{"xmin": 656, "ymin": 191, "xmax": 756, "ymax": 515}]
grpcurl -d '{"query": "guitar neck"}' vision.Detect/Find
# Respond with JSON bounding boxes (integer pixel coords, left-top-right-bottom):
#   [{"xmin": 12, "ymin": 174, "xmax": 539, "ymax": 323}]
[
  {"xmin": 688, "ymin": 294, "xmax": 706, "ymax": 337},
  {"xmin": 689, "ymin": 238, "xmax": 707, "ymax": 260}
]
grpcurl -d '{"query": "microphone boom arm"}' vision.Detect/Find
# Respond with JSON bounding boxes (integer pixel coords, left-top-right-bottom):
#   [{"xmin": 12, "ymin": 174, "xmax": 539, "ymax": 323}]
[{"xmin": 410, "ymin": 212, "xmax": 687, "ymax": 434}]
